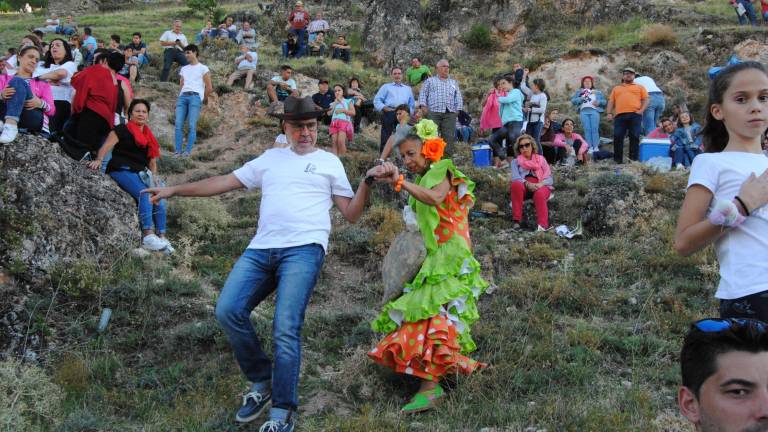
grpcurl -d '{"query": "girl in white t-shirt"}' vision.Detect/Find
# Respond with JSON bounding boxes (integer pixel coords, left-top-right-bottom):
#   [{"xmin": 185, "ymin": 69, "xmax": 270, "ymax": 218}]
[
  {"xmin": 676, "ymin": 61, "xmax": 768, "ymax": 320},
  {"xmin": 328, "ymin": 84, "xmax": 355, "ymax": 156}
]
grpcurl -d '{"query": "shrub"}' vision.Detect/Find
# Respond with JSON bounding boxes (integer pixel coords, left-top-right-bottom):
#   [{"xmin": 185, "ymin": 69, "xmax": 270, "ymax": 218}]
[
  {"xmin": 640, "ymin": 24, "xmax": 676, "ymax": 47},
  {"xmin": 585, "ymin": 25, "xmax": 612, "ymax": 43},
  {"xmin": 185, "ymin": 0, "xmax": 217, "ymax": 18},
  {"xmin": 0, "ymin": 359, "xmax": 64, "ymax": 431},
  {"xmin": 0, "ymin": 1, "xmax": 12, "ymax": 12},
  {"xmin": 463, "ymin": 24, "xmax": 493, "ymax": 50},
  {"xmin": 50, "ymin": 260, "xmax": 104, "ymax": 299},
  {"xmin": 644, "ymin": 174, "xmax": 672, "ymax": 194},
  {"xmin": 167, "ymin": 197, "xmax": 233, "ymax": 239}
]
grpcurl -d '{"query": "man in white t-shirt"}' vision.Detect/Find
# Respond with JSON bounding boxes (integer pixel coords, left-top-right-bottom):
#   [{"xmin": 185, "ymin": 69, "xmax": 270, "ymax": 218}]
[
  {"xmin": 634, "ymin": 73, "xmax": 665, "ymax": 135},
  {"xmin": 159, "ymin": 19, "xmax": 189, "ymax": 82},
  {"xmin": 144, "ymin": 96, "xmax": 396, "ymax": 432},
  {"xmin": 174, "ymin": 44, "xmax": 211, "ymax": 156},
  {"xmin": 226, "ymin": 44, "xmax": 258, "ymax": 89},
  {"xmin": 267, "ymin": 64, "xmax": 299, "ymax": 102}
]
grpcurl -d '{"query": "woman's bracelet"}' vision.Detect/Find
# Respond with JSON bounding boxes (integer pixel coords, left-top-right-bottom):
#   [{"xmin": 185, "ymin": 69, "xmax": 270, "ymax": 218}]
[
  {"xmin": 394, "ymin": 174, "xmax": 404, "ymax": 193},
  {"xmin": 708, "ymin": 198, "xmax": 746, "ymax": 227}
]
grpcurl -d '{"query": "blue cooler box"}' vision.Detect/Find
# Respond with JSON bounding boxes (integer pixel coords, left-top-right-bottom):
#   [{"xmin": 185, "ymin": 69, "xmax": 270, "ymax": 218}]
[
  {"xmin": 639, "ymin": 138, "xmax": 671, "ymax": 162},
  {"xmin": 472, "ymin": 143, "xmax": 492, "ymax": 167}
]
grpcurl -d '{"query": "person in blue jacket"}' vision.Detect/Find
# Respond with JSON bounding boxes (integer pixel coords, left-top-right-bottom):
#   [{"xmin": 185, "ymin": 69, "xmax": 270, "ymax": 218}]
[
  {"xmin": 670, "ymin": 111, "xmax": 702, "ymax": 170},
  {"xmin": 570, "ymin": 76, "xmax": 607, "ymax": 153}
]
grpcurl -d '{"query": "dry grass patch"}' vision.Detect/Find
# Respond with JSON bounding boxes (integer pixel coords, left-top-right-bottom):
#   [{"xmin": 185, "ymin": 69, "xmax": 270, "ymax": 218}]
[{"xmin": 640, "ymin": 24, "xmax": 677, "ymax": 47}]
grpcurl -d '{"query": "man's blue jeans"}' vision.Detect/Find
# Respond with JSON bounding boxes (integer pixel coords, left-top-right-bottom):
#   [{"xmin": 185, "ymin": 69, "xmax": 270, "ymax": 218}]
[
  {"xmin": 137, "ymin": 53, "xmax": 150, "ymax": 67},
  {"xmin": 613, "ymin": 112, "xmax": 642, "ymax": 163},
  {"xmin": 526, "ymin": 120, "xmax": 543, "ymax": 154},
  {"xmin": 579, "ymin": 107, "xmax": 601, "ymax": 150},
  {"xmin": 643, "ymin": 92, "xmax": 666, "ymax": 135},
  {"xmin": 455, "ymin": 125, "xmax": 473, "ymax": 143},
  {"xmin": 737, "ymin": 0, "xmax": 758, "ymax": 25},
  {"xmin": 161, "ymin": 48, "xmax": 188, "ymax": 82},
  {"xmin": 672, "ymin": 146, "xmax": 701, "ymax": 168},
  {"xmin": 175, "ymin": 92, "xmax": 202, "ymax": 154},
  {"xmin": 289, "ymin": 28, "xmax": 306, "ymax": 58},
  {"xmin": 215, "ymin": 244, "xmax": 325, "ymax": 420},
  {"xmin": 108, "ymin": 168, "xmax": 167, "ymax": 233}
]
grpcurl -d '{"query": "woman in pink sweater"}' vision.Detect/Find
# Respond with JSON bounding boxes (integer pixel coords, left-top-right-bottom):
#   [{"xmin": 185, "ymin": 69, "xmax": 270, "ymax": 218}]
[
  {"xmin": 0, "ymin": 46, "xmax": 55, "ymax": 143},
  {"xmin": 553, "ymin": 118, "xmax": 588, "ymax": 165}
]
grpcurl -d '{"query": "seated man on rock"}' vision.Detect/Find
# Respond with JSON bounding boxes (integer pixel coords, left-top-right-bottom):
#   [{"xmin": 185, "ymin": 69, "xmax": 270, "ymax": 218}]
[
  {"xmin": 267, "ymin": 64, "xmax": 298, "ymax": 103},
  {"xmin": 281, "ymin": 33, "xmax": 299, "ymax": 59},
  {"xmin": 679, "ymin": 318, "xmax": 768, "ymax": 432},
  {"xmin": 312, "ymin": 79, "xmax": 334, "ymax": 125},
  {"xmin": 235, "ymin": 21, "xmax": 258, "ymax": 49},
  {"xmin": 331, "ymin": 35, "xmax": 351, "ymax": 63},
  {"xmin": 226, "ymin": 44, "xmax": 258, "ymax": 90},
  {"xmin": 308, "ymin": 31, "xmax": 326, "ymax": 57}
]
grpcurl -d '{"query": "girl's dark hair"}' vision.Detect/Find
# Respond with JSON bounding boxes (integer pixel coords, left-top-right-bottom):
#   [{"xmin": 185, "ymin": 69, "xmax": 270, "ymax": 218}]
[
  {"xmin": 128, "ymin": 98, "xmax": 151, "ymax": 117},
  {"xmin": 562, "ymin": 118, "xmax": 575, "ymax": 127},
  {"xmin": 348, "ymin": 77, "xmax": 360, "ymax": 88},
  {"xmin": 43, "ymin": 38, "xmax": 73, "ymax": 67},
  {"xmin": 702, "ymin": 61, "xmax": 768, "ymax": 153},
  {"xmin": 333, "ymin": 84, "xmax": 347, "ymax": 98},
  {"xmin": 532, "ymin": 78, "xmax": 546, "ymax": 92},
  {"xmin": 106, "ymin": 50, "xmax": 125, "ymax": 72}
]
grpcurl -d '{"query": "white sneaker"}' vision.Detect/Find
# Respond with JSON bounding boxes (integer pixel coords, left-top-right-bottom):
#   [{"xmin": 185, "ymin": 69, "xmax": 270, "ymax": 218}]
[
  {"xmin": 158, "ymin": 237, "xmax": 175, "ymax": 254},
  {"xmin": 537, "ymin": 225, "xmax": 548, "ymax": 232},
  {"xmin": 676, "ymin": 163, "xmax": 684, "ymax": 170},
  {"xmin": 0, "ymin": 123, "xmax": 18, "ymax": 144},
  {"xmin": 142, "ymin": 234, "xmax": 167, "ymax": 251},
  {"xmin": 588, "ymin": 148, "xmax": 595, "ymax": 154}
]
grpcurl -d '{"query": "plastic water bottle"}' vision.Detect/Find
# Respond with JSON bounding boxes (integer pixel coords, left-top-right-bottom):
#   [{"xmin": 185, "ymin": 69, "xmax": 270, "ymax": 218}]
[{"xmin": 97, "ymin": 308, "xmax": 112, "ymax": 333}]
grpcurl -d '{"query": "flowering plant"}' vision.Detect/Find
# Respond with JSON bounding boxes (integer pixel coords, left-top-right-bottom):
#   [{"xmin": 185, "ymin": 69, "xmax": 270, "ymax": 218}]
[{"xmin": 421, "ymin": 137, "xmax": 446, "ymax": 162}]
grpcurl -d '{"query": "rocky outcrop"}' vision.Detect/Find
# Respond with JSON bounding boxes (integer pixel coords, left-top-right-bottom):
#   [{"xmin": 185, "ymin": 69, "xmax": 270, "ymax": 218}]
[
  {"xmin": 0, "ymin": 135, "xmax": 138, "ymax": 281},
  {"xmin": 581, "ymin": 172, "xmax": 645, "ymax": 236},
  {"xmin": 48, "ymin": 0, "xmax": 139, "ymax": 15},
  {"xmin": 363, "ymin": 0, "xmax": 425, "ymax": 68}
]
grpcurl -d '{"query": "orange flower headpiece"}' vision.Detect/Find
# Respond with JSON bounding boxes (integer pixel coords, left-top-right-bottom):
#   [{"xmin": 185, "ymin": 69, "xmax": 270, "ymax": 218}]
[{"xmin": 421, "ymin": 138, "xmax": 446, "ymax": 162}]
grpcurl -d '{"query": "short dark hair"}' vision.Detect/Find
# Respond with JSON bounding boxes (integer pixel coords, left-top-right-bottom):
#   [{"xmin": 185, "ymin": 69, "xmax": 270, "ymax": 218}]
[
  {"xmin": 132, "ymin": 32, "xmax": 142, "ymax": 38},
  {"xmin": 183, "ymin": 44, "xmax": 199, "ymax": 55},
  {"xmin": 395, "ymin": 104, "xmax": 410, "ymax": 114},
  {"xmin": 93, "ymin": 48, "xmax": 110, "ymax": 63},
  {"xmin": 318, "ymin": 79, "xmax": 329, "ymax": 85},
  {"xmin": 84, "ymin": 27, "xmax": 92, "ymax": 36},
  {"xmin": 8, "ymin": 47, "xmax": 16, "ymax": 55},
  {"xmin": 106, "ymin": 50, "xmax": 125, "ymax": 72},
  {"xmin": 280, "ymin": 64, "xmax": 292, "ymax": 72},
  {"xmin": 681, "ymin": 320, "xmax": 768, "ymax": 399},
  {"xmin": 128, "ymin": 98, "xmax": 151, "ymax": 117},
  {"xmin": 317, "ymin": 31, "xmax": 325, "ymax": 36},
  {"xmin": 32, "ymin": 30, "xmax": 43, "ymax": 39},
  {"xmin": 110, "ymin": 34, "xmax": 120, "ymax": 43}
]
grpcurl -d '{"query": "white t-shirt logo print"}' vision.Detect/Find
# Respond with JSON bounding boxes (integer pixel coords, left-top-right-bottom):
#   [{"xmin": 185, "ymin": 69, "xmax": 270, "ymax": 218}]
[{"xmin": 304, "ymin": 163, "xmax": 317, "ymax": 174}]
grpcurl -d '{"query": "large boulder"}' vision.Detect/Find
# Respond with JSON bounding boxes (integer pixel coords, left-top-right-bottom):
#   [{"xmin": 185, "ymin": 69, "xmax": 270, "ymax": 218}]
[
  {"xmin": 362, "ymin": 0, "xmax": 425, "ymax": 68},
  {"xmin": 581, "ymin": 172, "xmax": 642, "ymax": 236},
  {"xmin": 0, "ymin": 135, "xmax": 138, "ymax": 281}
]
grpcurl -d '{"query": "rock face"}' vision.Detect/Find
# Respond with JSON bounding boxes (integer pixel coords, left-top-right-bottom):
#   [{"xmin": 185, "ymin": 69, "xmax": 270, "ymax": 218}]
[
  {"xmin": 0, "ymin": 135, "xmax": 138, "ymax": 281},
  {"xmin": 363, "ymin": 0, "xmax": 426, "ymax": 68},
  {"xmin": 48, "ymin": 0, "xmax": 137, "ymax": 15}
]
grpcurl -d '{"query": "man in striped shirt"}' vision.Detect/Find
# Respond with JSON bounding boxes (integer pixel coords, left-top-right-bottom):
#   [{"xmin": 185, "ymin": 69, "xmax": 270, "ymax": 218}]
[{"xmin": 418, "ymin": 59, "xmax": 463, "ymax": 153}]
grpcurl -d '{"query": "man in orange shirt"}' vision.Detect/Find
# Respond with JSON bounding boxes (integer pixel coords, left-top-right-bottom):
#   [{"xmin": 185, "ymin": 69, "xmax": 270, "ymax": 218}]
[{"xmin": 606, "ymin": 67, "xmax": 649, "ymax": 163}]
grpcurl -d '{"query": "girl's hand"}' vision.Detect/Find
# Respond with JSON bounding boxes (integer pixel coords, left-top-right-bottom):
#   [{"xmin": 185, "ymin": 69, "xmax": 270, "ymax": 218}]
[
  {"xmin": 86, "ymin": 159, "xmax": 102, "ymax": 170},
  {"xmin": 24, "ymin": 96, "xmax": 42, "ymax": 109},
  {"xmin": 1, "ymin": 86, "xmax": 15, "ymax": 100},
  {"xmin": 738, "ymin": 169, "xmax": 768, "ymax": 213}
]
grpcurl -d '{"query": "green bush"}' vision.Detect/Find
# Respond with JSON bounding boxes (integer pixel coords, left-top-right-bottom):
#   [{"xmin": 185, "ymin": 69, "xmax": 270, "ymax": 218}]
[
  {"xmin": 0, "ymin": 1, "xmax": 12, "ymax": 12},
  {"xmin": 185, "ymin": 0, "xmax": 217, "ymax": 17},
  {"xmin": 0, "ymin": 360, "xmax": 64, "ymax": 431},
  {"xmin": 463, "ymin": 24, "xmax": 493, "ymax": 50}
]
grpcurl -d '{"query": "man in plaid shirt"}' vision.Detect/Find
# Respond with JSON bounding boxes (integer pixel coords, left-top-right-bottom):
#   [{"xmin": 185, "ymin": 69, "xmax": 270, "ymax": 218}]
[{"xmin": 418, "ymin": 59, "xmax": 464, "ymax": 153}]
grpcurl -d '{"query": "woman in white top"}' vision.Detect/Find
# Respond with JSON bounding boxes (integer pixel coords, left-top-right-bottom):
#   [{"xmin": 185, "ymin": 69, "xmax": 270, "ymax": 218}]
[
  {"xmin": 521, "ymin": 71, "xmax": 548, "ymax": 154},
  {"xmin": 675, "ymin": 61, "xmax": 768, "ymax": 320},
  {"xmin": 36, "ymin": 38, "xmax": 77, "ymax": 134}
]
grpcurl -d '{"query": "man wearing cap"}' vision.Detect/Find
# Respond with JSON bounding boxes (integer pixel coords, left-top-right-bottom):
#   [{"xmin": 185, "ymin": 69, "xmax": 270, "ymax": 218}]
[
  {"xmin": 143, "ymin": 96, "xmax": 397, "ymax": 432},
  {"xmin": 374, "ymin": 67, "xmax": 415, "ymax": 153},
  {"xmin": 605, "ymin": 67, "xmax": 649, "ymax": 163},
  {"xmin": 287, "ymin": 1, "xmax": 310, "ymax": 59}
]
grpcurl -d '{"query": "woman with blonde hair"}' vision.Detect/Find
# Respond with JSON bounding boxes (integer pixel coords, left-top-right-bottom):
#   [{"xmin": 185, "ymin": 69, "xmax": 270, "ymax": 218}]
[{"xmin": 509, "ymin": 134, "xmax": 554, "ymax": 231}]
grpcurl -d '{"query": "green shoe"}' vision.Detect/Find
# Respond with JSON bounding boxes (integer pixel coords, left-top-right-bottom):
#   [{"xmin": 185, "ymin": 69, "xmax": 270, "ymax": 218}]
[{"xmin": 401, "ymin": 385, "xmax": 445, "ymax": 414}]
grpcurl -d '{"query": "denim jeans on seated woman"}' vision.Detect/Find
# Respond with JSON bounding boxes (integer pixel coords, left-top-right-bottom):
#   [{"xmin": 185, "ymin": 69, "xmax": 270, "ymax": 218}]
[
  {"xmin": 108, "ymin": 168, "xmax": 167, "ymax": 233},
  {"xmin": 0, "ymin": 77, "xmax": 44, "ymax": 132},
  {"xmin": 672, "ymin": 146, "xmax": 701, "ymax": 168},
  {"xmin": 214, "ymin": 243, "xmax": 325, "ymax": 422}
]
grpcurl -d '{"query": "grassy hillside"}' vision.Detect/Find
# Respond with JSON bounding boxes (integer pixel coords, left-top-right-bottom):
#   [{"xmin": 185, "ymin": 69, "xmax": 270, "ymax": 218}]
[{"xmin": 0, "ymin": 1, "xmax": 757, "ymax": 431}]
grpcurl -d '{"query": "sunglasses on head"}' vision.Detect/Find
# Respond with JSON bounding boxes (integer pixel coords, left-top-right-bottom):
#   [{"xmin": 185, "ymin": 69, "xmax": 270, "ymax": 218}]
[{"xmin": 693, "ymin": 318, "xmax": 767, "ymax": 333}]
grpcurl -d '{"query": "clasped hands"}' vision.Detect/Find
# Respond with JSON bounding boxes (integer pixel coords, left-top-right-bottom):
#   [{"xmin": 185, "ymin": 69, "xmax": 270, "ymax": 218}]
[{"xmin": 365, "ymin": 161, "xmax": 399, "ymax": 185}]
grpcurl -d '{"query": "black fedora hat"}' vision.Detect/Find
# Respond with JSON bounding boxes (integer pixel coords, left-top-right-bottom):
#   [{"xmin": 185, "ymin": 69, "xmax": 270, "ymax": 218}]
[{"xmin": 269, "ymin": 96, "xmax": 326, "ymax": 120}]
